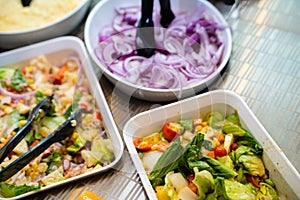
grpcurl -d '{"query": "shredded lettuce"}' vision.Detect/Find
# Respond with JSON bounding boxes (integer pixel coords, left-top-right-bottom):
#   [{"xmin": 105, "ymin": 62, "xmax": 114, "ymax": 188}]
[
  {"xmin": 11, "ymin": 69, "xmax": 28, "ymax": 92},
  {"xmin": 0, "ymin": 68, "xmax": 14, "ymax": 80},
  {"xmin": 0, "ymin": 182, "xmax": 41, "ymax": 198}
]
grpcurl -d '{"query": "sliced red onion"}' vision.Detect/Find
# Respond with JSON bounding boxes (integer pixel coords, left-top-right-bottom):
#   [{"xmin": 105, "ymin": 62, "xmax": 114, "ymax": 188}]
[
  {"xmin": 95, "ymin": 6, "xmax": 228, "ymax": 91},
  {"xmin": 34, "ymin": 174, "xmax": 46, "ymax": 182},
  {"xmin": 62, "ymin": 158, "xmax": 71, "ymax": 171},
  {"xmin": 0, "ymin": 84, "xmax": 36, "ymax": 100},
  {"xmin": 76, "ymin": 152, "xmax": 84, "ymax": 164}
]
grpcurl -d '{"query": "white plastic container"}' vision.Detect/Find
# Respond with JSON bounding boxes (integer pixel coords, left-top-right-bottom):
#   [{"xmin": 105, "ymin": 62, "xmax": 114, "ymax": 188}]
[
  {"xmin": 123, "ymin": 90, "xmax": 300, "ymax": 200},
  {"xmin": 0, "ymin": 36, "xmax": 124, "ymax": 199}
]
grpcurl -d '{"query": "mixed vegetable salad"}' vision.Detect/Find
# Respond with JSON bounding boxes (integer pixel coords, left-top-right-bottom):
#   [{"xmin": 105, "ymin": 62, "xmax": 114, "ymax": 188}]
[
  {"xmin": 134, "ymin": 111, "xmax": 278, "ymax": 200},
  {"xmin": 0, "ymin": 55, "xmax": 115, "ymax": 197}
]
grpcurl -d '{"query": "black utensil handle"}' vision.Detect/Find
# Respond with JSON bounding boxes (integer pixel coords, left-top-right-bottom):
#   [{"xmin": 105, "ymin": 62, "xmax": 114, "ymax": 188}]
[
  {"xmin": 140, "ymin": 0, "xmax": 154, "ymax": 23},
  {"xmin": 0, "ymin": 123, "xmax": 32, "ymax": 164},
  {"xmin": 136, "ymin": 0, "xmax": 155, "ymax": 57},
  {"xmin": 159, "ymin": 0, "xmax": 175, "ymax": 28},
  {"xmin": 21, "ymin": 0, "xmax": 32, "ymax": 7}
]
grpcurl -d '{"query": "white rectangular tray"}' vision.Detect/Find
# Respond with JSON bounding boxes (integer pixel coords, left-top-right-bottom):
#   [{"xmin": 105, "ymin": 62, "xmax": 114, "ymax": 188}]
[
  {"xmin": 0, "ymin": 36, "xmax": 124, "ymax": 199},
  {"xmin": 123, "ymin": 90, "xmax": 300, "ymax": 200}
]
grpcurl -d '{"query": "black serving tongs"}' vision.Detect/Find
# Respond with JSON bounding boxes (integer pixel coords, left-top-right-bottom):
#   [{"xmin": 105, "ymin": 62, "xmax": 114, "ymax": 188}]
[
  {"xmin": 21, "ymin": 0, "xmax": 32, "ymax": 7},
  {"xmin": 136, "ymin": 0, "xmax": 175, "ymax": 58},
  {"xmin": 0, "ymin": 95, "xmax": 84, "ymax": 182}
]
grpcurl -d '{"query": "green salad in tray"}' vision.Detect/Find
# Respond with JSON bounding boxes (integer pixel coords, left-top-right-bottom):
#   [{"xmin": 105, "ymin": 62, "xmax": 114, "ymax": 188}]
[
  {"xmin": 133, "ymin": 111, "xmax": 278, "ymax": 200},
  {"xmin": 0, "ymin": 55, "xmax": 115, "ymax": 198}
]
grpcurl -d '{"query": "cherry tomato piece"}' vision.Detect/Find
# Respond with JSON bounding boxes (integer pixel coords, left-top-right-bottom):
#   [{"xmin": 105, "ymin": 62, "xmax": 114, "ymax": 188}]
[
  {"xmin": 213, "ymin": 146, "xmax": 227, "ymax": 157},
  {"xmin": 246, "ymin": 174, "xmax": 260, "ymax": 188},
  {"xmin": 162, "ymin": 123, "xmax": 178, "ymax": 141},
  {"xmin": 230, "ymin": 143, "xmax": 239, "ymax": 151},
  {"xmin": 187, "ymin": 174, "xmax": 195, "ymax": 182},
  {"xmin": 188, "ymin": 182, "xmax": 198, "ymax": 194}
]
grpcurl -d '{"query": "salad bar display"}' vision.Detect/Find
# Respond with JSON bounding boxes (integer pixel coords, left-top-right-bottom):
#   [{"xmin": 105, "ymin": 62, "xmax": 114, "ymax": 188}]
[
  {"xmin": 0, "ymin": 0, "xmax": 299, "ymax": 199},
  {"xmin": 133, "ymin": 111, "xmax": 278, "ymax": 199},
  {"xmin": 0, "ymin": 37, "xmax": 123, "ymax": 199}
]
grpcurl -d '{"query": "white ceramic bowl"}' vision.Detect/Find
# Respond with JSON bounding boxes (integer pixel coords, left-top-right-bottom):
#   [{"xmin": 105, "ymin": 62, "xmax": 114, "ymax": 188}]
[
  {"xmin": 0, "ymin": 0, "xmax": 91, "ymax": 50},
  {"xmin": 84, "ymin": 0, "xmax": 232, "ymax": 102},
  {"xmin": 123, "ymin": 90, "xmax": 300, "ymax": 200}
]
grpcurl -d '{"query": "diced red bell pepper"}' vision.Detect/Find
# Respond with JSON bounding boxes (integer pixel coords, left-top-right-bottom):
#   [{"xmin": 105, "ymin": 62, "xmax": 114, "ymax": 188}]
[
  {"xmin": 246, "ymin": 174, "xmax": 260, "ymax": 188},
  {"xmin": 162, "ymin": 122, "xmax": 181, "ymax": 141},
  {"xmin": 133, "ymin": 138, "xmax": 151, "ymax": 151}
]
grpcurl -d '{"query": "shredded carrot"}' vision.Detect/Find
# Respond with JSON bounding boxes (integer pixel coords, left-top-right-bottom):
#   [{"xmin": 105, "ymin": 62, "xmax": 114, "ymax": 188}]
[
  {"xmin": 55, "ymin": 65, "xmax": 69, "ymax": 82},
  {"xmin": 29, "ymin": 140, "xmax": 40, "ymax": 148}
]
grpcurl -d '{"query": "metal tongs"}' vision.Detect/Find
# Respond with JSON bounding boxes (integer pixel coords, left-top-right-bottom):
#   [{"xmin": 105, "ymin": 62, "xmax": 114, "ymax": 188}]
[{"xmin": 0, "ymin": 95, "xmax": 84, "ymax": 182}]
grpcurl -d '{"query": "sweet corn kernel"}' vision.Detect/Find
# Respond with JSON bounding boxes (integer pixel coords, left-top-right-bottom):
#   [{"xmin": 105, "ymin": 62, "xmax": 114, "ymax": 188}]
[
  {"xmin": 201, "ymin": 121, "xmax": 208, "ymax": 126},
  {"xmin": 4, "ymin": 106, "xmax": 13, "ymax": 114},
  {"xmin": 32, "ymin": 163, "xmax": 38, "ymax": 169},
  {"xmin": 40, "ymin": 127, "xmax": 51, "ymax": 137},
  {"xmin": 11, "ymin": 131, "xmax": 16, "ymax": 136},
  {"xmin": 71, "ymin": 75, "xmax": 78, "ymax": 83},
  {"xmin": 0, "ymin": 138, "xmax": 6, "ymax": 143},
  {"xmin": 28, "ymin": 65, "xmax": 35, "ymax": 72},
  {"xmin": 194, "ymin": 125, "xmax": 203, "ymax": 133},
  {"xmin": 71, "ymin": 132, "xmax": 79, "ymax": 140},
  {"xmin": 27, "ymin": 78, "xmax": 34, "ymax": 85},
  {"xmin": 19, "ymin": 120, "xmax": 27, "ymax": 126},
  {"xmin": 5, "ymin": 178, "xmax": 12, "ymax": 183}
]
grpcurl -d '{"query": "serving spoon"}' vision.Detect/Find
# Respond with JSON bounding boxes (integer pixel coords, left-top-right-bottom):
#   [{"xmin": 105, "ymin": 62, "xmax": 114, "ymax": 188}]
[
  {"xmin": 21, "ymin": 0, "xmax": 32, "ymax": 7},
  {"xmin": 136, "ymin": 0, "xmax": 175, "ymax": 58}
]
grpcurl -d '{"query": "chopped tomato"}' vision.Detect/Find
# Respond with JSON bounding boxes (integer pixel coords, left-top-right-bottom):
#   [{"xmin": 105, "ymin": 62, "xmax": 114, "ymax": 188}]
[
  {"xmin": 7, "ymin": 151, "xmax": 14, "ymax": 158},
  {"xmin": 162, "ymin": 122, "xmax": 181, "ymax": 141},
  {"xmin": 186, "ymin": 174, "xmax": 198, "ymax": 194},
  {"xmin": 64, "ymin": 169, "xmax": 72, "ymax": 178},
  {"xmin": 133, "ymin": 138, "xmax": 142, "ymax": 147},
  {"xmin": 213, "ymin": 146, "xmax": 227, "ymax": 157},
  {"xmin": 187, "ymin": 174, "xmax": 194, "ymax": 182},
  {"xmin": 54, "ymin": 65, "xmax": 69, "ymax": 84},
  {"xmin": 133, "ymin": 138, "xmax": 151, "ymax": 151},
  {"xmin": 95, "ymin": 111, "xmax": 102, "ymax": 120},
  {"xmin": 206, "ymin": 150, "xmax": 215, "ymax": 158},
  {"xmin": 188, "ymin": 182, "xmax": 198, "ymax": 194},
  {"xmin": 230, "ymin": 143, "xmax": 239, "ymax": 151},
  {"xmin": 215, "ymin": 133, "xmax": 225, "ymax": 143},
  {"xmin": 246, "ymin": 174, "xmax": 260, "ymax": 188}
]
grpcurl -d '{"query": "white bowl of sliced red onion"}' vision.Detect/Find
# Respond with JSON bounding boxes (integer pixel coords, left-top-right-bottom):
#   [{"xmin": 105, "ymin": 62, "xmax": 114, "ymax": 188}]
[{"xmin": 84, "ymin": 0, "xmax": 232, "ymax": 102}]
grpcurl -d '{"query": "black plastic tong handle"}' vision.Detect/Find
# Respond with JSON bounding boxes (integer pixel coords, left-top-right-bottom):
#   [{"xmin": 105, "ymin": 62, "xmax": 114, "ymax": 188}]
[
  {"xmin": 159, "ymin": 0, "xmax": 175, "ymax": 28},
  {"xmin": 0, "ymin": 109, "xmax": 83, "ymax": 182},
  {"xmin": 21, "ymin": 0, "xmax": 32, "ymax": 7},
  {"xmin": 0, "ymin": 95, "xmax": 53, "ymax": 164},
  {"xmin": 136, "ymin": 0, "xmax": 156, "ymax": 58}
]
